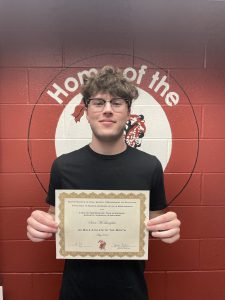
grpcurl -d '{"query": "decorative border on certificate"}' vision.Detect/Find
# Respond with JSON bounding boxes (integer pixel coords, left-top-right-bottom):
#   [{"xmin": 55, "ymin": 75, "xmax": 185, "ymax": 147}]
[{"xmin": 55, "ymin": 190, "xmax": 149, "ymax": 260}]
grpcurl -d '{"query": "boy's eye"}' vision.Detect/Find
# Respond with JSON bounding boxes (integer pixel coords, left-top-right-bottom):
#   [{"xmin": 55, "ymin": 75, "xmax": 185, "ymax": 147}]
[
  {"xmin": 93, "ymin": 100, "xmax": 104, "ymax": 106},
  {"xmin": 112, "ymin": 100, "xmax": 122, "ymax": 106}
]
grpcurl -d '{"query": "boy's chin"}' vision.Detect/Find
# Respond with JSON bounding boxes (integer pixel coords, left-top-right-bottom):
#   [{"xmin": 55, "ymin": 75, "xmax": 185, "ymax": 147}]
[{"xmin": 93, "ymin": 131, "xmax": 125, "ymax": 143}]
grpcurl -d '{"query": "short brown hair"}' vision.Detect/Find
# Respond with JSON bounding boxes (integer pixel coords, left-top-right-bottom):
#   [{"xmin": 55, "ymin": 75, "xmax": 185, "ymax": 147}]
[{"xmin": 81, "ymin": 66, "xmax": 138, "ymax": 108}]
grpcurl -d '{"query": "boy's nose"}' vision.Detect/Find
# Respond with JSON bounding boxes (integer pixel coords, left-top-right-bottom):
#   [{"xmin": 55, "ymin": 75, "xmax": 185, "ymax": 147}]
[{"xmin": 102, "ymin": 101, "xmax": 113, "ymax": 113}]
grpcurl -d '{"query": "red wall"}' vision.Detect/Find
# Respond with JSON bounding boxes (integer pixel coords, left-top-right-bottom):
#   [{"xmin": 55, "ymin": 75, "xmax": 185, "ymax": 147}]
[{"xmin": 0, "ymin": 2, "xmax": 225, "ymax": 300}]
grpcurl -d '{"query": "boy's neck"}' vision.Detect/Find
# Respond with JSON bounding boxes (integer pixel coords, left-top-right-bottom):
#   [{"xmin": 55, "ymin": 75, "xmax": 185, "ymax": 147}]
[{"xmin": 89, "ymin": 138, "xmax": 127, "ymax": 155}]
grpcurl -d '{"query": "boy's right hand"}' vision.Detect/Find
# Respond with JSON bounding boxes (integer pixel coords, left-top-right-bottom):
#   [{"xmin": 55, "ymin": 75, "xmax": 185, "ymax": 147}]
[{"xmin": 27, "ymin": 210, "xmax": 58, "ymax": 242}]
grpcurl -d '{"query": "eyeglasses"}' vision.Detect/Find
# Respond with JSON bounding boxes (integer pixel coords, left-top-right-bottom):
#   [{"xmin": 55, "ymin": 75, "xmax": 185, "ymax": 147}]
[{"xmin": 87, "ymin": 97, "xmax": 129, "ymax": 112}]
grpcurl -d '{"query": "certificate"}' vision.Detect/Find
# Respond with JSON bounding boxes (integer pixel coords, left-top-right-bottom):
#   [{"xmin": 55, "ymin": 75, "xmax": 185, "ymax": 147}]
[{"xmin": 55, "ymin": 190, "xmax": 149, "ymax": 260}]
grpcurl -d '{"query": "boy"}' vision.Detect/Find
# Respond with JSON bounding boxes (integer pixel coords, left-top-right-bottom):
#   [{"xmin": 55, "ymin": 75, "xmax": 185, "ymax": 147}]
[{"xmin": 27, "ymin": 66, "xmax": 180, "ymax": 300}]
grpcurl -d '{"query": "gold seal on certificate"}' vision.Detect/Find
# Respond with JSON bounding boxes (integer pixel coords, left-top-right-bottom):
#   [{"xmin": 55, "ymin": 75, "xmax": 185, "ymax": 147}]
[{"xmin": 55, "ymin": 190, "xmax": 149, "ymax": 260}]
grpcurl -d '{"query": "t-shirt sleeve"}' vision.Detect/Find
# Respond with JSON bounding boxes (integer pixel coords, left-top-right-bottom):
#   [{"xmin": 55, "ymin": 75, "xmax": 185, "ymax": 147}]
[
  {"xmin": 150, "ymin": 157, "xmax": 167, "ymax": 211},
  {"xmin": 46, "ymin": 159, "xmax": 61, "ymax": 206}
]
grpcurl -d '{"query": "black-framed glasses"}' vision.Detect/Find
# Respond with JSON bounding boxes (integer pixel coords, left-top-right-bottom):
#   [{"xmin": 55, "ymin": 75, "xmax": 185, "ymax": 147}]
[{"xmin": 87, "ymin": 97, "xmax": 129, "ymax": 112}]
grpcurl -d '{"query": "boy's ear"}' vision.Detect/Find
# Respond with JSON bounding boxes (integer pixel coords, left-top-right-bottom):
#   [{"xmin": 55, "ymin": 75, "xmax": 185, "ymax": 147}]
[
  {"xmin": 85, "ymin": 107, "xmax": 90, "ymax": 123},
  {"xmin": 127, "ymin": 108, "xmax": 131, "ymax": 120}
]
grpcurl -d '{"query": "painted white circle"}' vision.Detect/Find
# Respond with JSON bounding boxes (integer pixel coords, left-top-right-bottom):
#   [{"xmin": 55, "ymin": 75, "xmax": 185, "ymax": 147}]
[{"xmin": 55, "ymin": 87, "xmax": 172, "ymax": 170}]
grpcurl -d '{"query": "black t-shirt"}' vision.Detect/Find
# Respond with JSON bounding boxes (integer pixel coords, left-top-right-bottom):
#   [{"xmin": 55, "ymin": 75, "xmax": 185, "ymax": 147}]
[{"xmin": 46, "ymin": 144, "xmax": 167, "ymax": 300}]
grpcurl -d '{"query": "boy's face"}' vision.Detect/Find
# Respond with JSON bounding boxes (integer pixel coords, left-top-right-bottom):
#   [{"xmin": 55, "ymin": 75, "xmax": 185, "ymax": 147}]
[{"xmin": 85, "ymin": 92, "xmax": 130, "ymax": 143}]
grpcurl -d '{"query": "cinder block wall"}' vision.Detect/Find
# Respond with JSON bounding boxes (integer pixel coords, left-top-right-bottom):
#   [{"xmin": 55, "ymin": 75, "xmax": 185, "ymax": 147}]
[{"xmin": 0, "ymin": 1, "xmax": 225, "ymax": 300}]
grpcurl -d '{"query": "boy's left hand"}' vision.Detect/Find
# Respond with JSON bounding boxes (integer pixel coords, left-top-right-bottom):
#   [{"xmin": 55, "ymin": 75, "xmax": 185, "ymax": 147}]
[{"xmin": 146, "ymin": 211, "xmax": 181, "ymax": 244}]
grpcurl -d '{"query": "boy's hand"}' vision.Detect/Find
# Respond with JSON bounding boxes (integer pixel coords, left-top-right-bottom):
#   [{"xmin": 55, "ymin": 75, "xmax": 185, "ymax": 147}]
[
  {"xmin": 146, "ymin": 211, "xmax": 181, "ymax": 244},
  {"xmin": 27, "ymin": 210, "xmax": 58, "ymax": 242}
]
